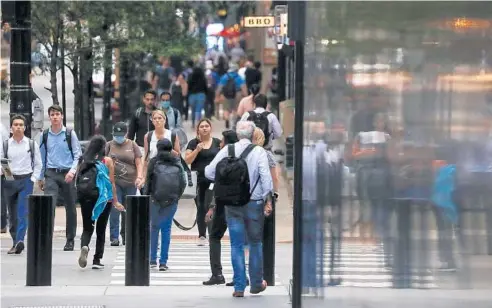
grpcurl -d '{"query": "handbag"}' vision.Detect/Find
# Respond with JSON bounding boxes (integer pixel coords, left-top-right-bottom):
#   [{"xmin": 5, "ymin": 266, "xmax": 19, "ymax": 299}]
[{"xmin": 181, "ymin": 160, "xmax": 197, "ymax": 199}]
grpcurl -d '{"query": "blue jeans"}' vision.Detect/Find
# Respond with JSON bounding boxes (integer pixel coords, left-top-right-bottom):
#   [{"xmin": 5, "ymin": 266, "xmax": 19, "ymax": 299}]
[
  {"xmin": 109, "ymin": 185, "xmax": 137, "ymax": 241},
  {"xmin": 225, "ymin": 200, "xmax": 265, "ymax": 292},
  {"xmin": 1, "ymin": 176, "xmax": 34, "ymax": 245},
  {"xmin": 188, "ymin": 92, "xmax": 206, "ymax": 125},
  {"xmin": 150, "ymin": 202, "xmax": 178, "ymax": 264}
]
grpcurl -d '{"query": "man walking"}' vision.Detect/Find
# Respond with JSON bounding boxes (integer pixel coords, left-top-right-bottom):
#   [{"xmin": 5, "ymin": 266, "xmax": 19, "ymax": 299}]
[
  {"xmin": 205, "ymin": 121, "xmax": 273, "ymax": 297},
  {"xmin": 38, "ymin": 105, "xmax": 82, "ymax": 251},
  {"xmin": 127, "ymin": 90, "xmax": 157, "ymax": 153},
  {"xmin": 1, "ymin": 115, "xmax": 42, "ymax": 254}
]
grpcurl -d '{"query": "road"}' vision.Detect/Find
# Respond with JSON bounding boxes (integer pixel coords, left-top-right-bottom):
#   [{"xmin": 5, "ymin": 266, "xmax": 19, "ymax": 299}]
[{"xmin": 1, "ymin": 68, "xmax": 103, "ymax": 130}]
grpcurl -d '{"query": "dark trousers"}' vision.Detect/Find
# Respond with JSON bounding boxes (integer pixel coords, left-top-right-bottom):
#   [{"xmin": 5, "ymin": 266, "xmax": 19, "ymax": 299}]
[
  {"xmin": 44, "ymin": 169, "xmax": 77, "ymax": 241},
  {"xmin": 1, "ymin": 184, "xmax": 7, "ymax": 229},
  {"xmin": 196, "ymin": 180, "xmax": 213, "ymax": 238},
  {"xmin": 208, "ymin": 206, "xmax": 228, "ymax": 276},
  {"xmin": 80, "ymin": 198, "xmax": 111, "ymax": 261}
]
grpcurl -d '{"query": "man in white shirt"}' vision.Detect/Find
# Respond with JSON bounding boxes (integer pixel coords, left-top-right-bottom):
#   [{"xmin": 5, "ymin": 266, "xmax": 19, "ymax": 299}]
[{"xmin": 1, "ymin": 114, "xmax": 42, "ymax": 254}]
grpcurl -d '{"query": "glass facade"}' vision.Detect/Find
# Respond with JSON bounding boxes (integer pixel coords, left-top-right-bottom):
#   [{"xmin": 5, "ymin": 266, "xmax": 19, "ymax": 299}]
[{"xmin": 298, "ymin": 2, "xmax": 492, "ymax": 307}]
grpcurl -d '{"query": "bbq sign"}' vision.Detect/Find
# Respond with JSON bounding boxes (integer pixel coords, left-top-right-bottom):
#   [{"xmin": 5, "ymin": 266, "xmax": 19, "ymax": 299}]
[{"xmin": 243, "ymin": 16, "xmax": 275, "ymax": 28}]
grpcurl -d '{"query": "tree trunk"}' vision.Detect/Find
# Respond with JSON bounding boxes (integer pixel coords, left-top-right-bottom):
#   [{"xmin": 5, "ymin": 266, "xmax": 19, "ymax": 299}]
[
  {"xmin": 49, "ymin": 3, "xmax": 62, "ymax": 105},
  {"xmin": 73, "ymin": 18, "xmax": 83, "ymax": 137}
]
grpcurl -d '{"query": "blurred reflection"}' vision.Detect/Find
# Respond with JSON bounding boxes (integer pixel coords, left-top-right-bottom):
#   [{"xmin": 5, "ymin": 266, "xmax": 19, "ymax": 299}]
[{"xmin": 300, "ymin": 1, "xmax": 492, "ymax": 306}]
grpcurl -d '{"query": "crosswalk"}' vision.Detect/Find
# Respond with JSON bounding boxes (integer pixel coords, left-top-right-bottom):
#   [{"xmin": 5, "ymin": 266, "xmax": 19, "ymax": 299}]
[
  {"xmin": 110, "ymin": 241, "xmax": 283, "ymax": 286},
  {"xmin": 321, "ymin": 243, "xmax": 437, "ymax": 288}
]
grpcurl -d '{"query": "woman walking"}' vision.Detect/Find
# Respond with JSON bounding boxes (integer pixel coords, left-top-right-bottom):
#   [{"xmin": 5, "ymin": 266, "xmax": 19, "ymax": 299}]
[
  {"xmin": 187, "ymin": 67, "xmax": 208, "ymax": 128},
  {"xmin": 142, "ymin": 109, "xmax": 181, "ymax": 162},
  {"xmin": 141, "ymin": 109, "xmax": 182, "ymax": 270},
  {"xmin": 105, "ymin": 122, "xmax": 143, "ymax": 246},
  {"xmin": 185, "ymin": 119, "xmax": 221, "ymax": 246},
  {"xmin": 76, "ymin": 135, "xmax": 125, "ymax": 269},
  {"xmin": 144, "ymin": 139, "xmax": 186, "ymax": 271}
]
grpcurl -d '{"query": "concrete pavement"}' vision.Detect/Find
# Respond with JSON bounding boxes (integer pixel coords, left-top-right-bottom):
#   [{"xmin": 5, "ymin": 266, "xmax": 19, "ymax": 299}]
[{"xmin": 1, "ymin": 238, "xmax": 293, "ymax": 307}]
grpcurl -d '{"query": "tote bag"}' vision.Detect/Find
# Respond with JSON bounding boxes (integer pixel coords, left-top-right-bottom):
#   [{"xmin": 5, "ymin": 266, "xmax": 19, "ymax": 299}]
[{"xmin": 181, "ymin": 160, "xmax": 197, "ymax": 199}]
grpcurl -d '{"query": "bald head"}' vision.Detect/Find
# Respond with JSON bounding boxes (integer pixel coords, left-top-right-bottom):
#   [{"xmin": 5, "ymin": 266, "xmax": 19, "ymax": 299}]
[{"xmin": 236, "ymin": 121, "xmax": 255, "ymax": 141}]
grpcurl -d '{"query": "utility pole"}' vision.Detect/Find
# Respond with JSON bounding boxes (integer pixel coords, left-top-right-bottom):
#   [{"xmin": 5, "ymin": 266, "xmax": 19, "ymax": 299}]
[
  {"xmin": 9, "ymin": 1, "xmax": 32, "ymax": 137},
  {"xmin": 60, "ymin": 17, "xmax": 67, "ymax": 126}
]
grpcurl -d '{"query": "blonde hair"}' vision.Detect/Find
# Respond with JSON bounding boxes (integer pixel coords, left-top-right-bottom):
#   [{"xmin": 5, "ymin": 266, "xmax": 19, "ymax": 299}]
[
  {"xmin": 252, "ymin": 127, "xmax": 265, "ymax": 147},
  {"xmin": 151, "ymin": 109, "xmax": 167, "ymax": 120}
]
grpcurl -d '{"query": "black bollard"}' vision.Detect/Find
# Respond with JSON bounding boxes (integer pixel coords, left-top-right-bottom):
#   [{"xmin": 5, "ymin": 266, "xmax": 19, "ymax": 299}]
[
  {"xmin": 26, "ymin": 194, "xmax": 54, "ymax": 286},
  {"xmin": 263, "ymin": 197, "xmax": 276, "ymax": 286},
  {"xmin": 125, "ymin": 195, "xmax": 150, "ymax": 286},
  {"xmin": 285, "ymin": 135, "xmax": 294, "ymax": 169}
]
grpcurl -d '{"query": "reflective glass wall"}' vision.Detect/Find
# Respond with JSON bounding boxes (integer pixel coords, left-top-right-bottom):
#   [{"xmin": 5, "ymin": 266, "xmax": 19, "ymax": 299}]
[{"xmin": 300, "ymin": 2, "xmax": 492, "ymax": 307}]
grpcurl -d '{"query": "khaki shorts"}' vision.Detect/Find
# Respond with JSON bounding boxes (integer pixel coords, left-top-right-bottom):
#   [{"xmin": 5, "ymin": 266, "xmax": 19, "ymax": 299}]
[{"xmin": 222, "ymin": 98, "xmax": 238, "ymax": 113}]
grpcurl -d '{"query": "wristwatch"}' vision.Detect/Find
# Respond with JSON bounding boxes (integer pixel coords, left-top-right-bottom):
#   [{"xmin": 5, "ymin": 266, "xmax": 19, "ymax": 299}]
[{"xmin": 273, "ymin": 192, "xmax": 279, "ymax": 200}]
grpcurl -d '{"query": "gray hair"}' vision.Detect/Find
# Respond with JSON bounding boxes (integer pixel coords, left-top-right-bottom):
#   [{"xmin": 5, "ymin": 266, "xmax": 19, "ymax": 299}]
[{"xmin": 236, "ymin": 121, "xmax": 256, "ymax": 140}]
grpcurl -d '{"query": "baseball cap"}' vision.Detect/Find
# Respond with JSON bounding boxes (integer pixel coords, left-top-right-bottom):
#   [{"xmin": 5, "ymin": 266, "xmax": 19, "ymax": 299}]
[{"xmin": 112, "ymin": 122, "xmax": 128, "ymax": 136}]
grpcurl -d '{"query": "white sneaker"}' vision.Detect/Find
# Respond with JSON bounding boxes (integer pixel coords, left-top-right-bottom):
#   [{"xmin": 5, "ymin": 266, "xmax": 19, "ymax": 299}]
[
  {"xmin": 78, "ymin": 246, "xmax": 89, "ymax": 268},
  {"xmin": 197, "ymin": 236, "xmax": 207, "ymax": 246}
]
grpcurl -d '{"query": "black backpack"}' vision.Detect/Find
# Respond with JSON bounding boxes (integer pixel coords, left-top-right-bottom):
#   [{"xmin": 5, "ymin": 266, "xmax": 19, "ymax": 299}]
[
  {"xmin": 248, "ymin": 111, "xmax": 271, "ymax": 146},
  {"xmin": 151, "ymin": 160, "xmax": 185, "ymax": 207},
  {"xmin": 75, "ymin": 160, "xmax": 99, "ymax": 200},
  {"xmin": 222, "ymin": 74, "xmax": 237, "ymax": 99},
  {"xmin": 214, "ymin": 144, "xmax": 260, "ymax": 207}
]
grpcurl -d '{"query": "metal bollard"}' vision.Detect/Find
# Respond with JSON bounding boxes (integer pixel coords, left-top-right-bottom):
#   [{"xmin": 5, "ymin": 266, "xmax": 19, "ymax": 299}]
[
  {"xmin": 26, "ymin": 194, "xmax": 54, "ymax": 286},
  {"xmin": 263, "ymin": 197, "xmax": 276, "ymax": 286},
  {"xmin": 125, "ymin": 195, "xmax": 150, "ymax": 286},
  {"xmin": 285, "ymin": 135, "xmax": 294, "ymax": 169}
]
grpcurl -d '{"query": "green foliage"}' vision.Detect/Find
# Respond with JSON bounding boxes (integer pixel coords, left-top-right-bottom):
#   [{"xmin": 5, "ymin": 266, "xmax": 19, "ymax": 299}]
[{"xmin": 31, "ymin": 1, "xmax": 202, "ymax": 70}]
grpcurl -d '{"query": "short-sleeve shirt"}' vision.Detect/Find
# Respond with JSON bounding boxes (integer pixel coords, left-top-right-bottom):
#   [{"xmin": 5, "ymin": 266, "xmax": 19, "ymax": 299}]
[
  {"xmin": 106, "ymin": 140, "xmax": 142, "ymax": 187},
  {"xmin": 218, "ymin": 72, "xmax": 245, "ymax": 90},
  {"xmin": 186, "ymin": 137, "xmax": 221, "ymax": 182}
]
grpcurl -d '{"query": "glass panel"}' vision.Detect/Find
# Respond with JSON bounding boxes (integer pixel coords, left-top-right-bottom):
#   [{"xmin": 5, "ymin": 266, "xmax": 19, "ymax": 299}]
[{"xmin": 300, "ymin": 2, "xmax": 492, "ymax": 307}]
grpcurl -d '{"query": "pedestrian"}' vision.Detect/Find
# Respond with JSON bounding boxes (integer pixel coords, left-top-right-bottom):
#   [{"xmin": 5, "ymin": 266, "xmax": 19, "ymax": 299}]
[
  {"xmin": 241, "ymin": 94, "xmax": 283, "ymax": 199},
  {"xmin": 184, "ymin": 119, "xmax": 221, "ymax": 246},
  {"xmin": 202, "ymin": 129, "xmax": 239, "ymax": 285},
  {"xmin": 142, "ymin": 109, "xmax": 181, "ymax": 164},
  {"xmin": 244, "ymin": 61, "xmax": 262, "ymax": 90},
  {"xmin": 76, "ymin": 135, "xmax": 125, "ymax": 269},
  {"xmin": 105, "ymin": 122, "xmax": 144, "ymax": 246},
  {"xmin": 205, "ymin": 120, "xmax": 273, "ymax": 297},
  {"xmin": 144, "ymin": 138, "xmax": 186, "ymax": 271},
  {"xmin": 187, "ymin": 67, "xmax": 209, "ymax": 128},
  {"xmin": 157, "ymin": 91, "xmax": 183, "ymax": 130},
  {"xmin": 152, "ymin": 56, "xmax": 175, "ymax": 96},
  {"xmin": 215, "ymin": 63, "xmax": 247, "ymax": 129},
  {"xmin": 38, "ymin": 104, "xmax": 82, "ymax": 251},
  {"xmin": 1, "ymin": 114, "xmax": 42, "ymax": 254},
  {"xmin": 237, "ymin": 84, "xmax": 260, "ymax": 118},
  {"xmin": 127, "ymin": 90, "xmax": 157, "ymax": 152},
  {"xmin": 170, "ymin": 73, "xmax": 188, "ymax": 120}
]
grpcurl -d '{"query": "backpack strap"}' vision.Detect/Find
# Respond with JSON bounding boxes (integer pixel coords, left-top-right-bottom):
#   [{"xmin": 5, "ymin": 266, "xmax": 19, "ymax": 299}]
[
  {"xmin": 66, "ymin": 128, "xmax": 74, "ymax": 160},
  {"xmin": 145, "ymin": 130, "xmax": 154, "ymax": 161},
  {"xmin": 2, "ymin": 139, "xmax": 8, "ymax": 159},
  {"xmin": 227, "ymin": 144, "xmax": 235, "ymax": 158},
  {"xmin": 41, "ymin": 128, "xmax": 49, "ymax": 169},
  {"xmin": 239, "ymin": 144, "xmax": 256, "ymax": 160},
  {"xmin": 29, "ymin": 139, "xmax": 35, "ymax": 170}
]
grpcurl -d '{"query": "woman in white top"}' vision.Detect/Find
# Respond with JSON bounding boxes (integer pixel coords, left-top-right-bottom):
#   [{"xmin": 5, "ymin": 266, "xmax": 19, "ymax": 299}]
[{"xmin": 141, "ymin": 109, "xmax": 181, "ymax": 183}]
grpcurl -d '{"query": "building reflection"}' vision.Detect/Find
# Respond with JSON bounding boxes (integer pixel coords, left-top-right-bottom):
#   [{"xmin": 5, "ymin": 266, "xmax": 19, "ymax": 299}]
[{"xmin": 296, "ymin": 2, "xmax": 492, "ymax": 307}]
